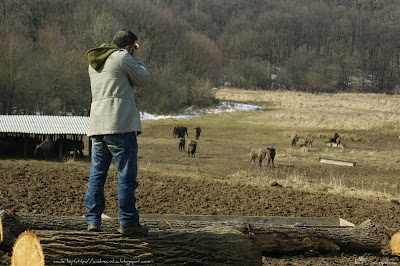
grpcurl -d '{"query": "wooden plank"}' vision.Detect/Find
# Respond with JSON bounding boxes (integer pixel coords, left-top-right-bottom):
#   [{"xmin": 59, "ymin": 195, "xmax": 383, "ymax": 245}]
[
  {"xmin": 140, "ymin": 214, "xmax": 355, "ymax": 227},
  {"xmin": 319, "ymin": 158, "xmax": 356, "ymax": 167},
  {"xmin": 100, "ymin": 213, "xmax": 355, "ymax": 227}
]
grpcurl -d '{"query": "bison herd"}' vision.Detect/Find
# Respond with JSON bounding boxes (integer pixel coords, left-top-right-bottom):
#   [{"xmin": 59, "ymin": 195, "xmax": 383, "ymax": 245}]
[
  {"xmin": 1, "ymin": 126, "xmax": 342, "ymax": 166},
  {"xmin": 250, "ymin": 147, "xmax": 276, "ymax": 167},
  {"xmin": 249, "ymin": 132, "xmax": 342, "ymax": 168},
  {"xmin": 173, "ymin": 126, "xmax": 200, "ymax": 157}
]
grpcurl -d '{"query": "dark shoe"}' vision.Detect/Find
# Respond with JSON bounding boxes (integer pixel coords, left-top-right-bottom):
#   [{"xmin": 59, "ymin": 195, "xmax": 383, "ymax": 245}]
[
  {"xmin": 87, "ymin": 224, "xmax": 101, "ymax": 232},
  {"xmin": 118, "ymin": 224, "xmax": 148, "ymax": 236}
]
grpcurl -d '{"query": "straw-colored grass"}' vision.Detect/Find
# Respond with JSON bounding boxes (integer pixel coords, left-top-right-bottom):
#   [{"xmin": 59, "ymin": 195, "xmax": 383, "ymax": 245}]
[{"xmin": 216, "ymin": 87, "xmax": 400, "ymax": 133}]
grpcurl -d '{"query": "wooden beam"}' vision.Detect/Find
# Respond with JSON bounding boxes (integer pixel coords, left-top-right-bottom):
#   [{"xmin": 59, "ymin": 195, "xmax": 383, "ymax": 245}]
[{"xmin": 319, "ymin": 158, "xmax": 356, "ymax": 167}]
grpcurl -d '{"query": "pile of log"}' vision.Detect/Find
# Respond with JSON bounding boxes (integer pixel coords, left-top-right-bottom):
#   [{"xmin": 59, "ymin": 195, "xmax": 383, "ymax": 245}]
[{"xmin": 0, "ymin": 210, "xmax": 382, "ymax": 265}]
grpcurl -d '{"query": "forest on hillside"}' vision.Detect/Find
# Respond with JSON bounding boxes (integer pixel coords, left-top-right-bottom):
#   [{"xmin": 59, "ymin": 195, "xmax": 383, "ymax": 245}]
[{"xmin": 0, "ymin": 0, "xmax": 399, "ymax": 115}]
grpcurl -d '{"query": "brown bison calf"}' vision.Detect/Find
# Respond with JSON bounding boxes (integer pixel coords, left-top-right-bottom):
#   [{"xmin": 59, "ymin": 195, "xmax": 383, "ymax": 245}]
[
  {"xmin": 300, "ymin": 135, "xmax": 313, "ymax": 148},
  {"xmin": 250, "ymin": 148, "xmax": 267, "ymax": 166},
  {"xmin": 179, "ymin": 138, "xmax": 185, "ymax": 152},
  {"xmin": 187, "ymin": 140, "xmax": 197, "ymax": 157},
  {"xmin": 291, "ymin": 133, "xmax": 299, "ymax": 146}
]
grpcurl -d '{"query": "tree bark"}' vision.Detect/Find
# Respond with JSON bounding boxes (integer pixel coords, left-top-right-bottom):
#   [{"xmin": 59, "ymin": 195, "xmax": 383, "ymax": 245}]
[
  {"xmin": 247, "ymin": 219, "xmax": 381, "ymax": 255},
  {"xmin": 147, "ymin": 224, "xmax": 262, "ymax": 265}
]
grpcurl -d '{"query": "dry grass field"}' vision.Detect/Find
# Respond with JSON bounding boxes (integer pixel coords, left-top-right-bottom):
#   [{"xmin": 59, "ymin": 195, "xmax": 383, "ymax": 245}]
[
  {"xmin": 1, "ymin": 87, "xmax": 400, "ymax": 265},
  {"xmin": 141, "ymin": 88, "xmax": 400, "ymax": 201}
]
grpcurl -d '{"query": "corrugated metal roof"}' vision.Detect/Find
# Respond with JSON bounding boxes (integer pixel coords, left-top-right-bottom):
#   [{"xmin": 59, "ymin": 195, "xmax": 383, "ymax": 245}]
[{"xmin": 0, "ymin": 115, "xmax": 90, "ymax": 135}]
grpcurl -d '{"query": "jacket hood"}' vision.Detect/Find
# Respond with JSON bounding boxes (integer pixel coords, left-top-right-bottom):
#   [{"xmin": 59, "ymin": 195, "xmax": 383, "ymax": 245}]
[{"xmin": 87, "ymin": 43, "xmax": 119, "ymax": 70}]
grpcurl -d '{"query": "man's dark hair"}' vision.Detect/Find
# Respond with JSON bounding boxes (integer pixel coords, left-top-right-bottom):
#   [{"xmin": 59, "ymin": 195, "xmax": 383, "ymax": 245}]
[{"xmin": 112, "ymin": 29, "xmax": 138, "ymax": 48}]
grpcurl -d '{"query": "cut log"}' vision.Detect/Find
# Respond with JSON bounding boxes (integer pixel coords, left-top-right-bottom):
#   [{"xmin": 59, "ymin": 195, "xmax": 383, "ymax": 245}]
[
  {"xmin": 390, "ymin": 232, "xmax": 400, "ymax": 255},
  {"xmin": 11, "ymin": 227, "xmax": 261, "ymax": 266},
  {"xmin": 11, "ymin": 230, "xmax": 153, "ymax": 266}
]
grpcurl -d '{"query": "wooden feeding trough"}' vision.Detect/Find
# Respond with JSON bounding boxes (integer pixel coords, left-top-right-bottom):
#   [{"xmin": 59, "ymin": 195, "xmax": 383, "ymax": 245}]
[
  {"xmin": 0, "ymin": 211, "xmax": 381, "ymax": 265},
  {"xmin": 319, "ymin": 157, "xmax": 356, "ymax": 167}
]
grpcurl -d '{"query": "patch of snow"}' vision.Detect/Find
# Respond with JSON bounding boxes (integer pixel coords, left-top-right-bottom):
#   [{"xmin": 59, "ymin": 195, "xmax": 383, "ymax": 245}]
[{"xmin": 141, "ymin": 101, "xmax": 263, "ymax": 120}]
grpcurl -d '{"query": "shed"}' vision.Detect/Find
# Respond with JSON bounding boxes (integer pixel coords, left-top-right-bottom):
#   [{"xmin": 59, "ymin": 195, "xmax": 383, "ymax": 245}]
[{"xmin": 0, "ymin": 115, "xmax": 90, "ymax": 158}]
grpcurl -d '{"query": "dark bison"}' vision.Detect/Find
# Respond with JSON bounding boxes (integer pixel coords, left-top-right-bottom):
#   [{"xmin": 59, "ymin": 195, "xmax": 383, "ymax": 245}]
[
  {"xmin": 195, "ymin": 126, "xmax": 201, "ymax": 140},
  {"xmin": 179, "ymin": 138, "xmax": 185, "ymax": 152},
  {"xmin": 325, "ymin": 132, "xmax": 340, "ymax": 145},
  {"xmin": 266, "ymin": 146, "xmax": 276, "ymax": 167},
  {"xmin": 35, "ymin": 140, "xmax": 54, "ymax": 160},
  {"xmin": 187, "ymin": 140, "xmax": 197, "ymax": 157},
  {"xmin": 173, "ymin": 126, "xmax": 189, "ymax": 138}
]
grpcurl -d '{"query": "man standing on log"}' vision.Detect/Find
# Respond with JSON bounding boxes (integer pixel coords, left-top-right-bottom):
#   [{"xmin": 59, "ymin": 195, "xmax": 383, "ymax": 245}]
[{"xmin": 85, "ymin": 29, "xmax": 149, "ymax": 236}]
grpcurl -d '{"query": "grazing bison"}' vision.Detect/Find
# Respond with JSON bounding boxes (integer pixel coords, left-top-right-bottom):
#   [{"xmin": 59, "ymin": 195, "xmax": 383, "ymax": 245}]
[
  {"xmin": 35, "ymin": 140, "xmax": 54, "ymax": 160},
  {"xmin": 300, "ymin": 135, "xmax": 313, "ymax": 148},
  {"xmin": 179, "ymin": 138, "xmax": 185, "ymax": 152},
  {"xmin": 291, "ymin": 133, "xmax": 299, "ymax": 146},
  {"xmin": 325, "ymin": 133, "xmax": 340, "ymax": 145},
  {"xmin": 187, "ymin": 140, "xmax": 197, "ymax": 157},
  {"xmin": 266, "ymin": 146, "xmax": 276, "ymax": 167},
  {"xmin": 250, "ymin": 148, "xmax": 267, "ymax": 166},
  {"xmin": 173, "ymin": 126, "xmax": 189, "ymax": 138},
  {"xmin": 195, "ymin": 126, "xmax": 201, "ymax": 140},
  {"xmin": 334, "ymin": 132, "xmax": 339, "ymax": 140}
]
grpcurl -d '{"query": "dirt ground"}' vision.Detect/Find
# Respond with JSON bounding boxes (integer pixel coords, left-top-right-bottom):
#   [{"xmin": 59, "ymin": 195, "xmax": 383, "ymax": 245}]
[
  {"xmin": 2, "ymin": 103, "xmax": 400, "ymax": 264},
  {"xmin": 1, "ymin": 142, "xmax": 400, "ymax": 265}
]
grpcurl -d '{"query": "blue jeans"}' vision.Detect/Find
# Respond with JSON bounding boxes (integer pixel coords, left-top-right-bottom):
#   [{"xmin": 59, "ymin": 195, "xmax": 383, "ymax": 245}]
[{"xmin": 84, "ymin": 133, "xmax": 139, "ymax": 226}]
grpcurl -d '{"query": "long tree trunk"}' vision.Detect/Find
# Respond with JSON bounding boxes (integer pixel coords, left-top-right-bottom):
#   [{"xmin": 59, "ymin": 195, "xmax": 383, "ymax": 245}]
[
  {"xmin": 11, "ymin": 226, "xmax": 262, "ymax": 266},
  {"xmin": 1, "ymin": 211, "xmax": 381, "ymax": 259}
]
